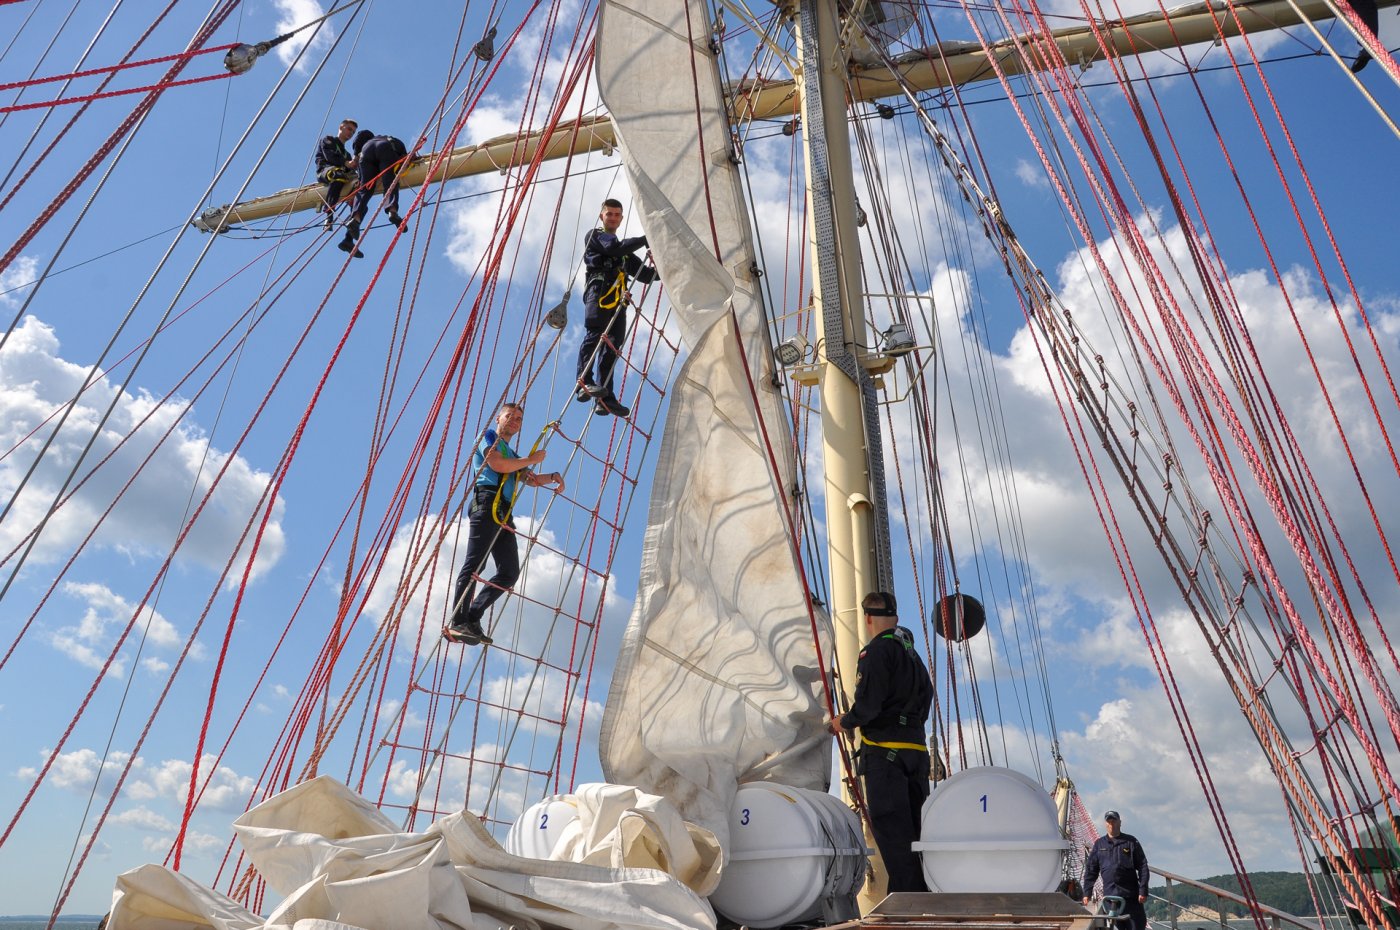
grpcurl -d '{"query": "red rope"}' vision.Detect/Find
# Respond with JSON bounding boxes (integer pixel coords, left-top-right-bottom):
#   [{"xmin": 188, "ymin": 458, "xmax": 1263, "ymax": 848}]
[
  {"xmin": 0, "ymin": 0, "xmax": 242, "ymax": 276},
  {"xmin": 0, "ymin": 69, "xmax": 237, "ymax": 114},
  {"xmin": 0, "ymin": 0, "xmax": 183, "ymax": 219},
  {"xmin": 0, "ymin": 41, "xmax": 234, "ymax": 92}
]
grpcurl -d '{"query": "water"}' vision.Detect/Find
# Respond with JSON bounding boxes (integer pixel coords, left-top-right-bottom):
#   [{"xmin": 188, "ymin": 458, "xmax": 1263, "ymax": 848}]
[{"xmin": 0, "ymin": 921, "xmax": 103, "ymax": 930}]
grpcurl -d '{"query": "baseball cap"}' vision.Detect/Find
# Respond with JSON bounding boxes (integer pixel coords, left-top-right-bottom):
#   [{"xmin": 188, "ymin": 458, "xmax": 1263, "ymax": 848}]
[{"xmin": 1104, "ymin": 810, "xmax": 1120, "ymax": 821}]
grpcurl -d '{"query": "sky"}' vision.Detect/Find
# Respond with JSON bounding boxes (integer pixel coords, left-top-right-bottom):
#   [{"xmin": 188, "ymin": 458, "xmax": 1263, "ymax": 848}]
[{"xmin": 0, "ymin": 0, "xmax": 1398, "ymax": 918}]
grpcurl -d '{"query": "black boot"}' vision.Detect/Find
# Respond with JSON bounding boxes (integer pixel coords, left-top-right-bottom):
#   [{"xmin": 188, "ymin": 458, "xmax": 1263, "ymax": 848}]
[
  {"xmin": 444, "ymin": 604, "xmax": 491, "ymax": 646},
  {"xmin": 338, "ymin": 221, "xmax": 364, "ymax": 258},
  {"xmin": 594, "ymin": 393, "xmax": 630, "ymax": 418}
]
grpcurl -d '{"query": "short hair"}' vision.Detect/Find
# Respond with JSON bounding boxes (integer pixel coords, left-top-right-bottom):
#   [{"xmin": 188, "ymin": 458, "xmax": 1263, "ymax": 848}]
[
  {"xmin": 862, "ymin": 591, "xmax": 898, "ymax": 617},
  {"xmin": 340, "ymin": 119, "xmax": 358, "ymax": 129},
  {"xmin": 500, "ymin": 402, "xmax": 524, "ymax": 414},
  {"xmin": 601, "ymin": 198, "xmax": 623, "ymax": 210},
  {"xmin": 352, "ymin": 128, "xmax": 375, "ymax": 153}
]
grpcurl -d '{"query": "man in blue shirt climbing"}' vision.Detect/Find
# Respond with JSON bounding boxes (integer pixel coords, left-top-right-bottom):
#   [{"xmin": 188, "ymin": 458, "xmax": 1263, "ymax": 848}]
[
  {"xmin": 1082, "ymin": 810, "xmax": 1151, "ymax": 930},
  {"xmin": 828, "ymin": 591, "xmax": 934, "ymax": 893},
  {"xmin": 444, "ymin": 402, "xmax": 564, "ymax": 646},
  {"xmin": 575, "ymin": 198, "xmax": 658, "ymax": 419}
]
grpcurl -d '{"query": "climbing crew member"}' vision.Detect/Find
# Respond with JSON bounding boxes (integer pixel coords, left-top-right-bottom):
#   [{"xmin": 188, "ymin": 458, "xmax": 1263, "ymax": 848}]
[
  {"xmin": 444, "ymin": 402, "xmax": 564, "ymax": 646},
  {"xmin": 315, "ymin": 119, "xmax": 358, "ymax": 231},
  {"xmin": 828, "ymin": 591, "xmax": 934, "ymax": 894},
  {"xmin": 575, "ymin": 198, "xmax": 658, "ymax": 418},
  {"xmin": 1082, "ymin": 810, "xmax": 1151, "ymax": 930},
  {"xmin": 340, "ymin": 129, "xmax": 411, "ymax": 257}
]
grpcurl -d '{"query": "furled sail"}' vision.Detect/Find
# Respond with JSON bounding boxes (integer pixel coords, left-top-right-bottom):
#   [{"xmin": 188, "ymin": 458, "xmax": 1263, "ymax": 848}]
[
  {"xmin": 596, "ymin": 0, "xmax": 835, "ymax": 845},
  {"xmin": 108, "ymin": 777, "xmax": 713, "ymax": 930}
]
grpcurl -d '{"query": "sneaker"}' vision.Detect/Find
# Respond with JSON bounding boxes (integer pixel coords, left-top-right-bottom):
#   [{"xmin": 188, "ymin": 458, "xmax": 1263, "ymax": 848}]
[
  {"xmin": 595, "ymin": 394, "xmax": 630, "ymax": 418},
  {"xmin": 387, "ymin": 212, "xmax": 408, "ymax": 231},
  {"xmin": 337, "ymin": 237, "xmax": 365, "ymax": 259},
  {"xmin": 443, "ymin": 625, "xmax": 481, "ymax": 646},
  {"xmin": 575, "ymin": 380, "xmax": 602, "ymax": 403},
  {"xmin": 463, "ymin": 617, "xmax": 493, "ymax": 646}
]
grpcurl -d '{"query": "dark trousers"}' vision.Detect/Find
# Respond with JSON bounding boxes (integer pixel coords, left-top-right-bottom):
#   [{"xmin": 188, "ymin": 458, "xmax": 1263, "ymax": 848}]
[
  {"xmin": 863, "ymin": 747, "xmax": 931, "ymax": 893},
  {"xmin": 452, "ymin": 491, "xmax": 519, "ymax": 623},
  {"xmin": 318, "ymin": 166, "xmax": 348, "ymax": 211},
  {"xmin": 353, "ymin": 138, "xmax": 407, "ymax": 222},
  {"xmin": 576, "ymin": 288, "xmax": 626, "ymax": 395}
]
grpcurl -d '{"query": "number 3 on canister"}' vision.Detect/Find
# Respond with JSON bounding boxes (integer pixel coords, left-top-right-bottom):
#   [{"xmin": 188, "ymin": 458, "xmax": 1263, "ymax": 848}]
[{"xmin": 740, "ymin": 808, "xmax": 750, "ymax": 826}]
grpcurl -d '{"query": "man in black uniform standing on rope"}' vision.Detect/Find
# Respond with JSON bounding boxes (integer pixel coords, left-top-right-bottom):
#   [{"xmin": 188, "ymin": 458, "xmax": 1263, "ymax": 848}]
[
  {"xmin": 575, "ymin": 198, "xmax": 657, "ymax": 418},
  {"xmin": 338, "ymin": 128, "xmax": 411, "ymax": 257},
  {"xmin": 314, "ymin": 118, "xmax": 357, "ymax": 231},
  {"xmin": 828, "ymin": 591, "xmax": 934, "ymax": 893},
  {"xmin": 1082, "ymin": 810, "xmax": 1151, "ymax": 930}
]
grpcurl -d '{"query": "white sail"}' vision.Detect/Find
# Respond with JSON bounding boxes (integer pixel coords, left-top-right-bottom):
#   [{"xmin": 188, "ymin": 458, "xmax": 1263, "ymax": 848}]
[
  {"xmin": 596, "ymin": 0, "xmax": 835, "ymax": 845},
  {"xmin": 108, "ymin": 777, "xmax": 714, "ymax": 930}
]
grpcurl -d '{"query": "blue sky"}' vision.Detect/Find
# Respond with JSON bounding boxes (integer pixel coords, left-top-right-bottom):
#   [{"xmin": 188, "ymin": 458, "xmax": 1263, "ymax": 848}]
[{"xmin": 1, "ymin": 0, "xmax": 1399, "ymax": 917}]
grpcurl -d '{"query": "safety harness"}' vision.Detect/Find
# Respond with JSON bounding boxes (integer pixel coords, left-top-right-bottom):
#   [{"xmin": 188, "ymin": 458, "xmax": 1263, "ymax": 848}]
[
  {"xmin": 593, "ymin": 269, "xmax": 627, "ymax": 311},
  {"xmin": 485, "ymin": 421, "xmax": 556, "ymax": 525},
  {"xmin": 860, "ymin": 629, "xmax": 931, "ymax": 757}
]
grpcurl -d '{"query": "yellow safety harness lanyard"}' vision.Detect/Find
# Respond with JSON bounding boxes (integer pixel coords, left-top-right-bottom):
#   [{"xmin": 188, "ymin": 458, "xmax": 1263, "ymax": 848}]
[
  {"xmin": 860, "ymin": 735, "xmax": 928, "ymax": 753},
  {"xmin": 596, "ymin": 269, "xmax": 626, "ymax": 311},
  {"xmin": 491, "ymin": 421, "xmax": 557, "ymax": 525}
]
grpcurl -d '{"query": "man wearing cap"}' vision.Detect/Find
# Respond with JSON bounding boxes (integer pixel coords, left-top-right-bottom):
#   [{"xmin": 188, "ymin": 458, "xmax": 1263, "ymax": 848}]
[
  {"xmin": 1082, "ymin": 810, "xmax": 1151, "ymax": 930},
  {"xmin": 827, "ymin": 591, "xmax": 934, "ymax": 893}
]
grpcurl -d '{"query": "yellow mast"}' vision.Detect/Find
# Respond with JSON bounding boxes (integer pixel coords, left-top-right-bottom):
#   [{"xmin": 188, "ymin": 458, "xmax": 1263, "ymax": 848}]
[{"xmin": 794, "ymin": 0, "xmax": 898, "ymax": 905}]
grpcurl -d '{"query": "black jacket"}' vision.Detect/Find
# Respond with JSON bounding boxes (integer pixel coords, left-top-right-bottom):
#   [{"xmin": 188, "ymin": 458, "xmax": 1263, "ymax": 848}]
[
  {"xmin": 839, "ymin": 626, "xmax": 933, "ymax": 745},
  {"xmin": 1082, "ymin": 832, "xmax": 1150, "ymax": 898},
  {"xmin": 582, "ymin": 229, "xmax": 657, "ymax": 293},
  {"xmin": 315, "ymin": 135, "xmax": 350, "ymax": 171}
]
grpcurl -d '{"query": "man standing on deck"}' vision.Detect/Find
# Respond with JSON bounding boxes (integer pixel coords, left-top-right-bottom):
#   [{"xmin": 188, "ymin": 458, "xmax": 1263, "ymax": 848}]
[
  {"xmin": 575, "ymin": 198, "xmax": 658, "ymax": 419},
  {"xmin": 314, "ymin": 119, "xmax": 358, "ymax": 231},
  {"xmin": 339, "ymin": 129, "xmax": 411, "ymax": 257},
  {"xmin": 1082, "ymin": 810, "xmax": 1151, "ymax": 930},
  {"xmin": 444, "ymin": 402, "xmax": 564, "ymax": 647},
  {"xmin": 827, "ymin": 591, "xmax": 934, "ymax": 893}
]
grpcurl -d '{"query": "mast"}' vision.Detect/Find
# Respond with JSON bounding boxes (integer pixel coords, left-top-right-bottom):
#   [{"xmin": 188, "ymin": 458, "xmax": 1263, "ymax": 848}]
[{"xmin": 794, "ymin": 0, "xmax": 897, "ymax": 904}]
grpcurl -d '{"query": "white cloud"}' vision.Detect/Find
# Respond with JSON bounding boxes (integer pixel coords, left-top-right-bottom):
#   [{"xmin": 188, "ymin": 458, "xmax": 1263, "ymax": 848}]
[
  {"xmin": 0, "ymin": 315, "xmax": 286, "ymax": 580},
  {"xmin": 17, "ymin": 748, "xmax": 256, "ymax": 820},
  {"xmin": 141, "ymin": 830, "xmax": 219, "ymax": 854},
  {"xmin": 45, "ymin": 582, "xmax": 185, "ymax": 676},
  {"xmin": 919, "ymin": 210, "xmax": 1400, "ymax": 876},
  {"xmin": 16, "ymin": 747, "xmax": 131, "ymax": 791},
  {"xmin": 129, "ymin": 754, "xmax": 257, "ymax": 812},
  {"xmin": 0, "ymin": 254, "xmax": 39, "ymax": 306},
  {"xmin": 1015, "ymin": 158, "xmax": 1048, "ymax": 189},
  {"xmin": 110, "ymin": 806, "xmax": 176, "ymax": 832},
  {"xmin": 141, "ymin": 657, "xmax": 171, "ymax": 675},
  {"xmin": 270, "ymin": 0, "xmax": 332, "ymax": 70}
]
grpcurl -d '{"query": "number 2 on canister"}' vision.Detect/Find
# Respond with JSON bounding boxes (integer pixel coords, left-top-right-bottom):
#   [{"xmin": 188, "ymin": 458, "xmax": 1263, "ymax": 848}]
[{"xmin": 539, "ymin": 812, "xmax": 549, "ymax": 829}]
